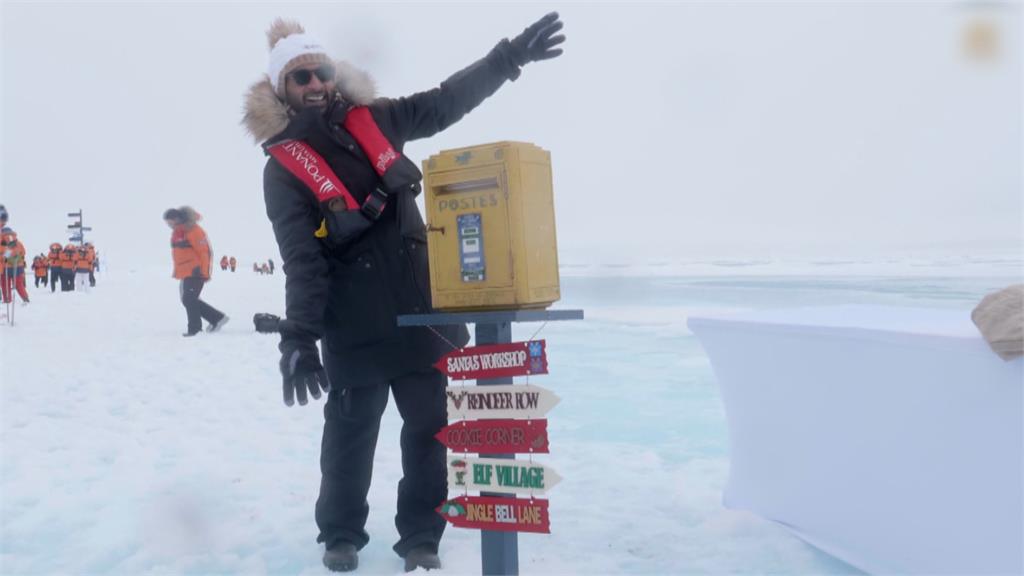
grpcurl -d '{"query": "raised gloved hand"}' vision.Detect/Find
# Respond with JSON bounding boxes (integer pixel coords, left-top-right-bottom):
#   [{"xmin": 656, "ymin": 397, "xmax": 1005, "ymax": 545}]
[
  {"xmin": 279, "ymin": 337, "xmax": 330, "ymax": 406},
  {"xmin": 508, "ymin": 12, "xmax": 565, "ymax": 66}
]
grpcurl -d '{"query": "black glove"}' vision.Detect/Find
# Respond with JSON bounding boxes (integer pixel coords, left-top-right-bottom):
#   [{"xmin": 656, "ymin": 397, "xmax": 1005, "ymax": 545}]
[
  {"xmin": 253, "ymin": 313, "xmax": 281, "ymax": 334},
  {"xmin": 279, "ymin": 338, "xmax": 330, "ymax": 406},
  {"xmin": 191, "ymin": 266, "xmax": 202, "ymax": 278},
  {"xmin": 508, "ymin": 12, "xmax": 565, "ymax": 67}
]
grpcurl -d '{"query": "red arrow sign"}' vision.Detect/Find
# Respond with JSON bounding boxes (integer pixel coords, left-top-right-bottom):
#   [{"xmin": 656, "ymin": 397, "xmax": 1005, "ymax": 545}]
[
  {"xmin": 436, "ymin": 419, "xmax": 549, "ymax": 454},
  {"xmin": 435, "ymin": 340, "xmax": 548, "ymax": 380},
  {"xmin": 437, "ymin": 496, "xmax": 550, "ymax": 533}
]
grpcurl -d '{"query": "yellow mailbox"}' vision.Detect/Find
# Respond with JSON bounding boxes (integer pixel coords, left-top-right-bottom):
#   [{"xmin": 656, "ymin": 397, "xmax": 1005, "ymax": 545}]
[{"xmin": 423, "ymin": 141, "xmax": 560, "ymax": 311}]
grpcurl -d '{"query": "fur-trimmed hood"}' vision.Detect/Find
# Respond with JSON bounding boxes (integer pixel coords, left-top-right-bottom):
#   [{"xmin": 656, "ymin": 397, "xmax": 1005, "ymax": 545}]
[
  {"xmin": 165, "ymin": 206, "xmax": 201, "ymax": 228},
  {"xmin": 242, "ymin": 60, "xmax": 377, "ymax": 145}
]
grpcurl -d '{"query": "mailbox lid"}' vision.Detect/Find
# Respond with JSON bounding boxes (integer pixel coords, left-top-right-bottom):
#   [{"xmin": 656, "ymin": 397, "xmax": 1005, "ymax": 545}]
[{"xmin": 426, "ymin": 165, "xmax": 514, "ymax": 292}]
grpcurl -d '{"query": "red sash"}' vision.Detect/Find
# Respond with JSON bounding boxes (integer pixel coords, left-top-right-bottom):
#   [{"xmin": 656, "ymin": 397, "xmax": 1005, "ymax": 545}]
[{"xmin": 267, "ymin": 106, "xmax": 401, "ymax": 212}]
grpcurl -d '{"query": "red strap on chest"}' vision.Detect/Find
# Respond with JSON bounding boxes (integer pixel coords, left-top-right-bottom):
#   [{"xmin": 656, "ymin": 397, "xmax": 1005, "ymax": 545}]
[
  {"xmin": 343, "ymin": 106, "xmax": 400, "ymax": 176},
  {"xmin": 268, "ymin": 140, "xmax": 360, "ymax": 210},
  {"xmin": 267, "ymin": 106, "xmax": 401, "ymax": 211}
]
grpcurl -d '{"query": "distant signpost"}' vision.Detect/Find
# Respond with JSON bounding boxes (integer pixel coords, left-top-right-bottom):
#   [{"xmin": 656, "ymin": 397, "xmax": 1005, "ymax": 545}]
[{"xmin": 66, "ymin": 209, "xmax": 92, "ymax": 246}]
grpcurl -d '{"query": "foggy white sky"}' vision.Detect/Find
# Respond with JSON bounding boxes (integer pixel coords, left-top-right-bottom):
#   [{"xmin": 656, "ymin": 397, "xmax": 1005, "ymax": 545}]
[{"xmin": 2, "ymin": 1, "xmax": 1021, "ymax": 267}]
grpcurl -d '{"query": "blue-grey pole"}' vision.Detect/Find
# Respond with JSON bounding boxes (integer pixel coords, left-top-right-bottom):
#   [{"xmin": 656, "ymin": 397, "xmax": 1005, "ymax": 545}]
[{"xmin": 475, "ymin": 320, "xmax": 518, "ymax": 576}]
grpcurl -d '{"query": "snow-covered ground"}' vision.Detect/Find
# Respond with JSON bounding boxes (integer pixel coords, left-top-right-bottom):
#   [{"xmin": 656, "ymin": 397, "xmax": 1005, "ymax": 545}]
[{"xmin": 1, "ymin": 262, "xmax": 1019, "ymax": 575}]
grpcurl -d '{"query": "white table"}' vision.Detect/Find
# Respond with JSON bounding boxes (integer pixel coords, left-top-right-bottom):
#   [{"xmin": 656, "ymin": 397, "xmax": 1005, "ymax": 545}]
[{"xmin": 689, "ymin": 305, "xmax": 1023, "ymax": 575}]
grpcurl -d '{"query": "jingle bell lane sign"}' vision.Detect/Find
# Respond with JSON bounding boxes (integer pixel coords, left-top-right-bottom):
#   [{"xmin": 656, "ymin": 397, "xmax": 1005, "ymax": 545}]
[
  {"xmin": 446, "ymin": 384, "xmax": 560, "ymax": 420},
  {"xmin": 448, "ymin": 456, "xmax": 561, "ymax": 496},
  {"xmin": 436, "ymin": 419, "xmax": 549, "ymax": 454},
  {"xmin": 435, "ymin": 340, "xmax": 548, "ymax": 380},
  {"xmin": 437, "ymin": 496, "xmax": 550, "ymax": 534}
]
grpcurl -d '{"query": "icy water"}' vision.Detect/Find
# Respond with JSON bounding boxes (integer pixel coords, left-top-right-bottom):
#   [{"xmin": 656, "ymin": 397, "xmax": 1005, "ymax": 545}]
[
  {"xmin": 542, "ymin": 275, "xmax": 1019, "ymax": 459},
  {"xmin": 2, "ymin": 269, "xmax": 1020, "ymax": 574}
]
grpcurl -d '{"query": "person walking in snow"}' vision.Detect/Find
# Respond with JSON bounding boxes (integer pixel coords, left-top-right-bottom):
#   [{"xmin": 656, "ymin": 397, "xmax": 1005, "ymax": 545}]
[
  {"xmin": 229, "ymin": 256, "xmax": 237, "ymax": 272},
  {"xmin": 59, "ymin": 244, "xmax": 76, "ymax": 292},
  {"xmin": 84, "ymin": 243, "xmax": 97, "ymax": 287},
  {"xmin": 267, "ymin": 258, "xmax": 275, "ymax": 275},
  {"xmin": 242, "ymin": 14, "xmax": 564, "ymax": 572},
  {"xmin": 1, "ymin": 229, "xmax": 30, "ymax": 304},
  {"xmin": 163, "ymin": 207, "xmax": 229, "ymax": 337},
  {"xmin": 46, "ymin": 243, "xmax": 61, "ymax": 292},
  {"xmin": 32, "ymin": 255, "xmax": 48, "ymax": 288},
  {"xmin": 220, "ymin": 255, "xmax": 229, "ymax": 271},
  {"xmin": 73, "ymin": 245, "xmax": 92, "ymax": 292}
]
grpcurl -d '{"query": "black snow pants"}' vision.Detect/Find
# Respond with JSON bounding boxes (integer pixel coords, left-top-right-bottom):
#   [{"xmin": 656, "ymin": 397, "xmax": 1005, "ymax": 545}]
[
  {"xmin": 179, "ymin": 277, "xmax": 225, "ymax": 334},
  {"xmin": 50, "ymin": 268, "xmax": 59, "ymax": 292},
  {"xmin": 315, "ymin": 368, "xmax": 448, "ymax": 558},
  {"xmin": 61, "ymin": 268, "xmax": 74, "ymax": 291}
]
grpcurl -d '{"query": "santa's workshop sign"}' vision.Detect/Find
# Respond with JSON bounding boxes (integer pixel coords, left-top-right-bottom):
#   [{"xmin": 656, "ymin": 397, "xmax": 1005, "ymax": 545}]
[
  {"xmin": 446, "ymin": 384, "xmax": 560, "ymax": 420},
  {"xmin": 437, "ymin": 496, "xmax": 550, "ymax": 534},
  {"xmin": 435, "ymin": 340, "xmax": 548, "ymax": 380},
  {"xmin": 448, "ymin": 456, "xmax": 561, "ymax": 496}
]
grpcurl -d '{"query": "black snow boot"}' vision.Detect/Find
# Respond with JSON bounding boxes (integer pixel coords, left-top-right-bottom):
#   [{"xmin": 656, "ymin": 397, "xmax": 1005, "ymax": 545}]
[
  {"xmin": 323, "ymin": 542, "xmax": 358, "ymax": 572},
  {"xmin": 404, "ymin": 545, "xmax": 441, "ymax": 572}
]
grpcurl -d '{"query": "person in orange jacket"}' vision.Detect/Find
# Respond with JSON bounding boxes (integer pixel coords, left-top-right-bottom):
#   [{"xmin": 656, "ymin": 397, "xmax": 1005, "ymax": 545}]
[
  {"xmin": 84, "ymin": 243, "xmax": 97, "ymax": 287},
  {"xmin": 1, "ymin": 228, "xmax": 29, "ymax": 304},
  {"xmin": 220, "ymin": 255, "xmax": 229, "ymax": 271},
  {"xmin": 59, "ymin": 244, "xmax": 76, "ymax": 292},
  {"xmin": 32, "ymin": 254, "xmax": 48, "ymax": 288},
  {"xmin": 73, "ymin": 245, "xmax": 92, "ymax": 292},
  {"xmin": 47, "ymin": 242, "xmax": 62, "ymax": 292},
  {"xmin": 229, "ymin": 256, "xmax": 237, "ymax": 272},
  {"xmin": 0, "ymin": 228, "xmax": 12, "ymax": 303},
  {"xmin": 164, "ymin": 206, "xmax": 228, "ymax": 337}
]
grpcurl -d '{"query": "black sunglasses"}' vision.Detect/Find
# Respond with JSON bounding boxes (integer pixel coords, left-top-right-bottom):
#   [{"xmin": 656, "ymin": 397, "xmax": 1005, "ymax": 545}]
[{"xmin": 289, "ymin": 65, "xmax": 336, "ymax": 86}]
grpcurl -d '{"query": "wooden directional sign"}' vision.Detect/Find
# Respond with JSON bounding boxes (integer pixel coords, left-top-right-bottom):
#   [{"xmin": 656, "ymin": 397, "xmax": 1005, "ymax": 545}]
[
  {"xmin": 436, "ymin": 419, "xmax": 549, "ymax": 454},
  {"xmin": 437, "ymin": 496, "xmax": 550, "ymax": 534},
  {"xmin": 448, "ymin": 456, "xmax": 561, "ymax": 496},
  {"xmin": 446, "ymin": 384, "xmax": 560, "ymax": 420},
  {"xmin": 435, "ymin": 340, "xmax": 548, "ymax": 380}
]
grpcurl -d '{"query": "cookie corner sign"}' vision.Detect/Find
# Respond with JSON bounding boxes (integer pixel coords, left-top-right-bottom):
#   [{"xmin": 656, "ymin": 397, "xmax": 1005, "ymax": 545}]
[
  {"xmin": 436, "ymin": 419, "xmax": 550, "ymax": 454},
  {"xmin": 435, "ymin": 340, "xmax": 548, "ymax": 380}
]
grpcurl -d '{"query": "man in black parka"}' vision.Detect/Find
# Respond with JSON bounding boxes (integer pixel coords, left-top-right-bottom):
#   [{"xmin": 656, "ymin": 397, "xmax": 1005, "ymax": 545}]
[{"xmin": 242, "ymin": 13, "xmax": 564, "ymax": 573}]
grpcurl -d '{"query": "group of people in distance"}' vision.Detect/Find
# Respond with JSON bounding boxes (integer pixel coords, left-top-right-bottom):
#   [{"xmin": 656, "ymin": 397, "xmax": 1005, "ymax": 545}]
[
  {"xmin": 217, "ymin": 254, "xmax": 277, "ymax": 275},
  {"xmin": 253, "ymin": 259, "xmax": 275, "ymax": 275},
  {"xmin": 36, "ymin": 242, "xmax": 99, "ymax": 294},
  {"xmin": 0, "ymin": 204, "xmax": 99, "ymax": 307}
]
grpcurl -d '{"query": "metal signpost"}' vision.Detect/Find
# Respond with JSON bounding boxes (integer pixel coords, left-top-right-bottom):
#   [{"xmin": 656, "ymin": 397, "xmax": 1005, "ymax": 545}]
[
  {"xmin": 398, "ymin": 308, "xmax": 583, "ymax": 576},
  {"xmin": 66, "ymin": 210, "xmax": 92, "ymax": 246}
]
